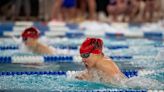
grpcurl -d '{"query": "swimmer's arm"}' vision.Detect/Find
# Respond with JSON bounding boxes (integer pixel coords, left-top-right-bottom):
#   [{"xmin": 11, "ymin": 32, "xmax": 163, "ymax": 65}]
[
  {"xmin": 98, "ymin": 61, "xmax": 127, "ymax": 84},
  {"xmin": 100, "ymin": 60, "xmax": 125, "ymax": 79},
  {"xmin": 37, "ymin": 43, "xmax": 55, "ymax": 55}
]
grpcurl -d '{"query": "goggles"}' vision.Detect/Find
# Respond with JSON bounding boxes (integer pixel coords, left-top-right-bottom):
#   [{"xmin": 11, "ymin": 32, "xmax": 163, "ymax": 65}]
[
  {"xmin": 22, "ymin": 38, "xmax": 28, "ymax": 42},
  {"xmin": 80, "ymin": 53, "xmax": 90, "ymax": 58}
]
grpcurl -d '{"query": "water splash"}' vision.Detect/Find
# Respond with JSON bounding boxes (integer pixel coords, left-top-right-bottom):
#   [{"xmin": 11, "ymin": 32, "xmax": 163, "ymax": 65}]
[{"xmin": 123, "ymin": 76, "xmax": 164, "ymax": 90}]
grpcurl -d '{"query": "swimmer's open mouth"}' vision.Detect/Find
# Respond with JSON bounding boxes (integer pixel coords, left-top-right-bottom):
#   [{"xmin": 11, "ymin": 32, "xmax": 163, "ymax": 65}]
[{"xmin": 85, "ymin": 64, "xmax": 88, "ymax": 68}]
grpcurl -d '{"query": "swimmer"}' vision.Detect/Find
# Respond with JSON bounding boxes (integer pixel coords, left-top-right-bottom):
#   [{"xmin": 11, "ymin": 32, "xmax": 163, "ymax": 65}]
[
  {"xmin": 76, "ymin": 38, "xmax": 127, "ymax": 85},
  {"xmin": 9, "ymin": 27, "xmax": 56, "ymax": 66},
  {"xmin": 76, "ymin": 37, "xmax": 164, "ymax": 89},
  {"xmin": 21, "ymin": 27, "xmax": 55, "ymax": 55}
]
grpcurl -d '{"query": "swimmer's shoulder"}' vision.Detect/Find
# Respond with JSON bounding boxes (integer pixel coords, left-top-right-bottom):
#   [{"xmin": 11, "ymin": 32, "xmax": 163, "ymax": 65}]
[{"xmin": 36, "ymin": 43, "xmax": 55, "ymax": 55}]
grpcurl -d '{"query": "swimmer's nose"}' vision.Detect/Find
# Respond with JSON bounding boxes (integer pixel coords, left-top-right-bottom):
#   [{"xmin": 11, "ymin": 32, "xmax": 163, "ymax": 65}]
[
  {"xmin": 82, "ymin": 58, "xmax": 87, "ymax": 62},
  {"xmin": 24, "ymin": 42, "xmax": 28, "ymax": 45}
]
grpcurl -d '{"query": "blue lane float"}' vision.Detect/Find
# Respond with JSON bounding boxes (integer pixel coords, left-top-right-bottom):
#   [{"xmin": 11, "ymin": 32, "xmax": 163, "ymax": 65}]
[
  {"xmin": 66, "ymin": 23, "xmax": 79, "ymax": 30},
  {"xmin": 65, "ymin": 31, "xmax": 84, "ymax": 38},
  {"xmin": 0, "ymin": 70, "xmax": 138, "ymax": 78},
  {"xmin": 0, "ymin": 45, "xmax": 130, "ymax": 51},
  {"xmin": 105, "ymin": 32, "xmax": 125, "ymax": 40},
  {"xmin": 128, "ymin": 23, "xmax": 142, "ymax": 28},
  {"xmin": 0, "ymin": 45, "xmax": 19, "ymax": 50},
  {"xmin": 144, "ymin": 32, "xmax": 163, "ymax": 40},
  {"xmin": 44, "ymin": 55, "xmax": 73, "ymax": 62},
  {"xmin": 0, "ymin": 22, "xmax": 14, "ymax": 36},
  {"xmin": 0, "ymin": 21, "xmax": 164, "ymax": 40},
  {"xmin": 110, "ymin": 56, "xmax": 133, "ymax": 60},
  {"xmin": 0, "ymin": 22, "xmax": 14, "ymax": 31},
  {"xmin": 55, "ymin": 45, "xmax": 129, "ymax": 50},
  {"xmin": 33, "ymin": 22, "xmax": 49, "ymax": 32},
  {"xmin": 55, "ymin": 45, "xmax": 78, "ymax": 50},
  {"xmin": 107, "ymin": 45, "xmax": 129, "ymax": 49},
  {"xmin": 0, "ymin": 55, "xmax": 135, "ymax": 63},
  {"xmin": 0, "ymin": 56, "xmax": 12, "ymax": 63},
  {"xmin": 122, "ymin": 70, "xmax": 138, "ymax": 78},
  {"xmin": 0, "ymin": 71, "xmax": 66, "ymax": 76}
]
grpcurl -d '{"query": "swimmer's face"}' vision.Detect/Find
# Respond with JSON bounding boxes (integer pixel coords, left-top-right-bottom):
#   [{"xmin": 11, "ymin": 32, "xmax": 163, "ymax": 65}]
[
  {"xmin": 82, "ymin": 54, "xmax": 96, "ymax": 68},
  {"xmin": 81, "ymin": 53, "xmax": 90, "ymax": 63},
  {"xmin": 23, "ymin": 37, "xmax": 37, "ymax": 47}
]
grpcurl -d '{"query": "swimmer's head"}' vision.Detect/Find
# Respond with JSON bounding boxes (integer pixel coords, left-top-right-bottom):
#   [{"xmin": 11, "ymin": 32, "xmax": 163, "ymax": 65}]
[
  {"xmin": 21, "ymin": 27, "xmax": 40, "ymax": 42},
  {"xmin": 80, "ymin": 38, "xmax": 103, "ymax": 58}
]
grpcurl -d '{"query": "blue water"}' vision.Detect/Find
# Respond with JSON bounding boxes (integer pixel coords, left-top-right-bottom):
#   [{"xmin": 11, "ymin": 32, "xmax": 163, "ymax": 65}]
[
  {"xmin": 0, "ymin": 75, "xmax": 117, "ymax": 91},
  {"xmin": 0, "ymin": 38, "xmax": 164, "ymax": 91}
]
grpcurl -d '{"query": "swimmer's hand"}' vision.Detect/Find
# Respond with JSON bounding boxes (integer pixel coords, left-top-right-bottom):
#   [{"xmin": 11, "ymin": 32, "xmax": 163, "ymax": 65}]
[
  {"xmin": 75, "ymin": 71, "xmax": 91, "ymax": 80},
  {"xmin": 75, "ymin": 75, "xmax": 85, "ymax": 80}
]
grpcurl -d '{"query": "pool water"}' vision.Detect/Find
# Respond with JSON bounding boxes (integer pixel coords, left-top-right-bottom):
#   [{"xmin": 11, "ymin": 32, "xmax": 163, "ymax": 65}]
[
  {"xmin": 0, "ymin": 63, "xmax": 164, "ymax": 91},
  {"xmin": 0, "ymin": 38, "xmax": 164, "ymax": 91},
  {"xmin": 0, "ymin": 75, "xmax": 118, "ymax": 91}
]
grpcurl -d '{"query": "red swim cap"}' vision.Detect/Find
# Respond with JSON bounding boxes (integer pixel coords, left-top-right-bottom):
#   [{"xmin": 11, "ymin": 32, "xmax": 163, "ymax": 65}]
[
  {"xmin": 21, "ymin": 27, "xmax": 40, "ymax": 39},
  {"xmin": 80, "ymin": 38, "xmax": 103, "ymax": 54}
]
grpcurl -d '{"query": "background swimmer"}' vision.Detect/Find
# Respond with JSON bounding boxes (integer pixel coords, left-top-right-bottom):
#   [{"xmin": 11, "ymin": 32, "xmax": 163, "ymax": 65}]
[
  {"xmin": 21, "ymin": 27, "xmax": 55, "ymax": 55},
  {"xmin": 9, "ymin": 27, "xmax": 56, "ymax": 66},
  {"xmin": 11, "ymin": 27, "xmax": 55, "ymax": 55}
]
